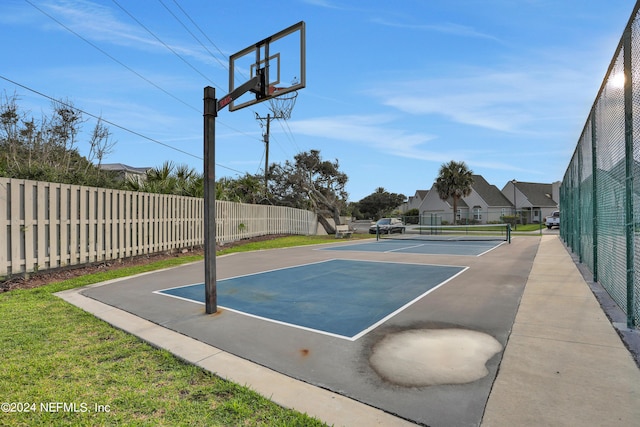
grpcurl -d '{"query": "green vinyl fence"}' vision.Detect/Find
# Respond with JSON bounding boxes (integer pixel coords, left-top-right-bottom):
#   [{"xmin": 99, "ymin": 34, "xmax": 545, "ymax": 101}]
[{"xmin": 561, "ymin": 2, "xmax": 640, "ymax": 329}]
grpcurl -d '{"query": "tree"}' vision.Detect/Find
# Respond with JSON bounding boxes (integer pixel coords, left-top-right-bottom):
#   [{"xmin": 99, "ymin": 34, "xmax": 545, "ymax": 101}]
[
  {"xmin": 434, "ymin": 160, "xmax": 474, "ymax": 225},
  {"xmin": 86, "ymin": 118, "xmax": 116, "ymax": 170},
  {"xmin": 216, "ymin": 173, "xmax": 263, "ymax": 204},
  {"xmin": 126, "ymin": 161, "xmax": 203, "ymax": 197},
  {"xmin": 268, "ymin": 150, "xmax": 348, "ymax": 234},
  {"xmin": 0, "ymin": 92, "xmax": 123, "ymax": 188},
  {"xmin": 356, "ymin": 187, "xmax": 406, "ymax": 220}
]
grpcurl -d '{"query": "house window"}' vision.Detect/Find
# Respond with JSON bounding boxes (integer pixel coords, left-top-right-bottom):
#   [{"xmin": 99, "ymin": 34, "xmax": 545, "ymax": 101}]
[{"xmin": 473, "ymin": 206, "xmax": 482, "ymax": 221}]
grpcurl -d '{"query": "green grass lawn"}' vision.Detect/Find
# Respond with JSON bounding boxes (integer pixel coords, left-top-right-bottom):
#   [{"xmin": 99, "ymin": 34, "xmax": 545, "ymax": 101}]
[
  {"xmin": 0, "ymin": 235, "xmax": 362, "ymax": 426},
  {"xmin": 510, "ymin": 223, "xmax": 545, "ymax": 233}
]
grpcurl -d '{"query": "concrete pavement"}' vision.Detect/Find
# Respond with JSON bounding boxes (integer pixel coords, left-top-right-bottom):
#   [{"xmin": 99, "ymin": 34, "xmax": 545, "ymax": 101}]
[
  {"xmin": 56, "ymin": 235, "xmax": 640, "ymax": 426},
  {"xmin": 482, "ymin": 235, "xmax": 640, "ymax": 426}
]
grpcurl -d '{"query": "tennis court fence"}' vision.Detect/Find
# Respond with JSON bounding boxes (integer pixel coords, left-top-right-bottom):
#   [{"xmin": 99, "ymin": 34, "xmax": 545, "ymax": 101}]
[
  {"xmin": 0, "ymin": 177, "xmax": 317, "ymax": 278},
  {"xmin": 561, "ymin": 2, "xmax": 640, "ymax": 328}
]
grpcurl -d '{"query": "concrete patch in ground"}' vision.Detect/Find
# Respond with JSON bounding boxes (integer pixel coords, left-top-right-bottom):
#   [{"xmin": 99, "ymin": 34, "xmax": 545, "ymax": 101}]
[{"xmin": 369, "ymin": 328, "xmax": 502, "ymax": 387}]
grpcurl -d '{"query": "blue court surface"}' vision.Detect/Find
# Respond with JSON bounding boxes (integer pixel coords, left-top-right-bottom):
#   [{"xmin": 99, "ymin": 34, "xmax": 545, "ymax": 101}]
[
  {"xmin": 320, "ymin": 239, "xmax": 504, "ymax": 256},
  {"xmin": 156, "ymin": 259, "xmax": 466, "ymax": 340}
]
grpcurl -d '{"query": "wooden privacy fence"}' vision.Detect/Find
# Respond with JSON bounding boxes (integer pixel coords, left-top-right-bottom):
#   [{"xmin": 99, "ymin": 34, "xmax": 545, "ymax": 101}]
[{"xmin": 0, "ymin": 178, "xmax": 317, "ymax": 278}]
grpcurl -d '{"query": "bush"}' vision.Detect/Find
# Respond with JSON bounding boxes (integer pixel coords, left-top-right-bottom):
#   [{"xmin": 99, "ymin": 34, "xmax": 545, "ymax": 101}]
[
  {"xmin": 501, "ymin": 215, "xmax": 519, "ymax": 227},
  {"xmin": 403, "ymin": 215, "xmax": 420, "ymax": 224}
]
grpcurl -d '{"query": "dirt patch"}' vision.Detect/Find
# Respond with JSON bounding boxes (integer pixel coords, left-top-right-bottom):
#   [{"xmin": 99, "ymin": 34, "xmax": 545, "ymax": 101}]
[{"xmin": 1, "ymin": 234, "xmax": 288, "ymax": 293}]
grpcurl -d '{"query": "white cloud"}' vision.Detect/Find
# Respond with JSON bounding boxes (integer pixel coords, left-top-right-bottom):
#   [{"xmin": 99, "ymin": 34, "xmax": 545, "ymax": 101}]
[
  {"xmin": 287, "ymin": 114, "xmax": 524, "ymax": 172},
  {"xmin": 371, "ymin": 18, "xmax": 501, "ymax": 42},
  {"xmin": 289, "ymin": 114, "xmax": 433, "ymax": 152},
  {"xmin": 38, "ymin": 0, "xmax": 220, "ymax": 66},
  {"xmin": 301, "ymin": 0, "xmax": 342, "ymax": 9},
  {"xmin": 370, "ymin": 62, "xmax": 596, "ymax": 135}
]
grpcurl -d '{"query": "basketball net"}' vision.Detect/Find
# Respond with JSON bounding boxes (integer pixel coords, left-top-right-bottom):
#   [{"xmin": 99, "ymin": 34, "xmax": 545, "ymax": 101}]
[{"xmin": 267, "ymin": 86, "xmax": 298, "ymax": 120}]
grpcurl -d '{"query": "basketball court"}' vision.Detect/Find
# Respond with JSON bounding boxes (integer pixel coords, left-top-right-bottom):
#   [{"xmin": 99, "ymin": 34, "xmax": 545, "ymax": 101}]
[
  {"xmin": 156, "ymin": 259, "xmax": 467, "ymax": 340},
  {"xmin": 80, "ymin": 236, "xmax": 540, "ymax": 426},
  {"xmin": 79, "ymin": 23, "xmax": 541, "ymax": 425}
]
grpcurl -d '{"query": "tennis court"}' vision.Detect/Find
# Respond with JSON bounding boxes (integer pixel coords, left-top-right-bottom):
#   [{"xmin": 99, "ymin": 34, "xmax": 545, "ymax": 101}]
[
  {"xmin": 321, "ymin": 239, "xmax": 505, "ymax": 256},
  {"xmin": 330, "ymin": 222, "xmax": 511, "ymax": 255}
]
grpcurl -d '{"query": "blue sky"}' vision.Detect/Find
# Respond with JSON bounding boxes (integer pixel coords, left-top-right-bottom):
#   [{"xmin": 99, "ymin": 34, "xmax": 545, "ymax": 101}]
[{"xmin": 0, "ymin": 1, "xmax": 635, "ymax": 202}]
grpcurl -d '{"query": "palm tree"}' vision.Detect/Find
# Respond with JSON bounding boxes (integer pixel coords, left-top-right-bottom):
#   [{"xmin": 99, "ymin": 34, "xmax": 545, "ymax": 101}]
[
  {"xmin": 434, "ymin": 160, "xmax": 474, "ymax": 225},
  {"xmin": 125, "ymin": 161, "xmax": 203, "ymax": 196}
]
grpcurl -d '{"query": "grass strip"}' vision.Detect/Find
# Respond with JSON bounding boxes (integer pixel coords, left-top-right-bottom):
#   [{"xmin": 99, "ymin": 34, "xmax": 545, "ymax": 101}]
[
  {"xmin": 218, "ymin": 234, "xmax": 372, "ymax": 256},
  {"xmin": 0, "ymin": 235, "xmax": 356, "ymax": 426}
]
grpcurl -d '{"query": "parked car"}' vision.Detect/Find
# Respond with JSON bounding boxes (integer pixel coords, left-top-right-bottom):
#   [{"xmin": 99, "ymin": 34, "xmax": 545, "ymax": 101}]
[
  {"xmin": 369, "ymin": 218, "xmax": 405, "ymax": 234},
  {"xmin": 545, "ymin": 210, "xmax": 560, "ymax": 229}
]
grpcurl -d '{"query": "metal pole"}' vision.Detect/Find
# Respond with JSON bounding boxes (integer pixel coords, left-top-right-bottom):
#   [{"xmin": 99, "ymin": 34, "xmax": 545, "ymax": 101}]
[
  {"xmin": 204, "ymin": 86, "xmax": 217, "ymax": 314},
  {"xmin": 577, "ymin": 135, "xmax": 583, "ymax": 263},
  {"xmin": 264, "ymin": 114, "xmax": 270, "ymax": 192},
  {"xmin": 591, "ymin": 108, "xmax": 598, "ymax": 283},
  {"xmin": 512, "ymin": 180, "xmax": 517, "ymax": 231},
  {"xmin": 623, "ymin": 27, "xmax": 636, "ymax": 328}
]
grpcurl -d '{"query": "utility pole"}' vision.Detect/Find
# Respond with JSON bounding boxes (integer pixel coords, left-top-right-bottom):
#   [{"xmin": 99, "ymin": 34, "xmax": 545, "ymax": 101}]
[
  {"xmin": 256, "ymin": 84, "xmax": 298, "ymax": 194},
  {"xmin": 264, "ymin": 114, "xmax": 270, "ymax": 191},
  {"xmin": 256, "ymin": 111, "xmax": 283, "ymax": 193}
]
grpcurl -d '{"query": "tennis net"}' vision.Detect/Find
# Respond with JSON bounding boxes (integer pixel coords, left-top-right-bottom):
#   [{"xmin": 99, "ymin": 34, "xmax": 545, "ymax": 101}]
[{"xmin": 377, "ymin": 223, "xmax": 511, "ymax": 243}]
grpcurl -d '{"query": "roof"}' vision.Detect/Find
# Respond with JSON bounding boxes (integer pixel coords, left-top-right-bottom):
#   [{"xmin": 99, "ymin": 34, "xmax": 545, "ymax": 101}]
[
  {"xmin": 443, "ymin": 196, "xmax": 468, "ymax": 208},
  {"xmin": 516, "ymin": 181, "xmax": 557, "ymax": 207},
  {"xmin": 471, "ymin": 175, "xmax": 513, "ymax": 206},
  {"xmin": 415, "ymin": 190, "xmax": 429, "ymax": 199},
  {"xmin": 99, "ymin": 163, "xmax": 152, "ymax": 174}
]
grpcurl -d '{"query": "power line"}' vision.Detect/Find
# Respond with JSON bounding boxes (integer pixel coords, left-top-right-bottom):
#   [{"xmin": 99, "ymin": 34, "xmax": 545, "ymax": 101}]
[
  {"xmin": 156, "ymin": 0, "xmax": 228, "ymax": 73},
  {"xmin": 0, "ymin": 74, "xmax": 245, "ymax": 174},
  {"xmin": 171, "ymin": 0, "xmax": 232, "ymax": 74},
  {"xmin": 277, "ymin": 117, "xmax": 302, "ymax": 153},
  {"xmin": 163, "ymin": 0, "xmax": 271, "ymax": 135},
  {"xmin": 24, "ymin": 0, "xmax": 263, "ymax": 143},
  {"xmin": 256, "ymin": 145, "xmax": 266, "ymax": 175},
  {"xmin": 24, "ymin": 0, "xmax": 280, "ymax": 172},
  {"xmin": 111, "ymin": 0, "xmax": 216, "ymax": 87},
  {"xmin": 24, "ymin": 0, "xmax": 199, "ymax": 114}
]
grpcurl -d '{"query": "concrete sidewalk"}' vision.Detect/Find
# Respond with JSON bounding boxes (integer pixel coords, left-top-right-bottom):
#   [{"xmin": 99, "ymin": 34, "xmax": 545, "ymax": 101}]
[
  {"xmin": 482, "ymin": 235, "xmax": 640, "ymax": 426},
  {"xmin": 56, "ymin": 235, "xmax": 640, "ymax": 426}
]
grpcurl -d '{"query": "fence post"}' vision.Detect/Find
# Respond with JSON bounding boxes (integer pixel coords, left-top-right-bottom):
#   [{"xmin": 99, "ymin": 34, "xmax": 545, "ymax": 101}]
[
  {"xmin": 623, "ymin": 27, "xmax": 636, "ymax": 328},
  {"xmin": 591, "ymin": 111, "xmax": 598, "ymax": 283}
]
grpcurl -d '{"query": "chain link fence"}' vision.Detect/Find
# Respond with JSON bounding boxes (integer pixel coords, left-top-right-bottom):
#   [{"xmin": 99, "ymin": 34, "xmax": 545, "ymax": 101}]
[
  {"xmin": 401, "ymin": 209, "xmax": 529, "ymax": 228},
  {"xmin": 561, "ymin": 3, "xmax": 640, "ymax": 328}
]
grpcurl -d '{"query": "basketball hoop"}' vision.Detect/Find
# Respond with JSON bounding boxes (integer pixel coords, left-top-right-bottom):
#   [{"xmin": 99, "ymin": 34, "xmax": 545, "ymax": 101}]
[{"xmin": 268, "ymin": 86, "xmax": 298, "ymax": 120}]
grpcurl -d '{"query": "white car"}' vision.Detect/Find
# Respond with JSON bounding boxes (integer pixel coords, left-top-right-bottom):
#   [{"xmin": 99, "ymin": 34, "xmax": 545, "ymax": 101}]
[{"xmin": 545, "ymin": 211, "xmax": 560, "ymax": 229}]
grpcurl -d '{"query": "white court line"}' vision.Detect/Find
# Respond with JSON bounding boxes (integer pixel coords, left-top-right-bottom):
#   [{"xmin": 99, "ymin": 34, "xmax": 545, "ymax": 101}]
[
  {"xmin": 153, "ymin": 289, "xmax": 352, "ymax": 340},
  {"xmin": 350, "ymin": 266, "xmax": 469, "ymax": 340},
  {"xmin": 475, "ymin": 241, "xmax": 507, "ymax": 256},
  {"xmin": 384, "ymin": 243, "xmax": 428, "ymax": 253},
  {"xmin": 378, "ymin": 240, "xmax": 505, "ymax": 256},
  {"xmin": 319, "ymin": 240, "xmax": 501, "ymax": 256}
]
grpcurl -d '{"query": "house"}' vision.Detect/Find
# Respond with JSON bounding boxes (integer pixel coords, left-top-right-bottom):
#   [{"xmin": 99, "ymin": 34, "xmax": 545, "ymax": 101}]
[
  {"xmin": 417, "ymin": 175, "xmax": 513, "ymax": 224},
  {"xmin": 99, "ymin": 163, "xmax": 152, "ymax": 185},
  {"xmin": 502, "ymin": 180, "xmax": 559, "ymax": 224},
  {"xmin": 398, "ymin": 189, "xmax": 429, "ymax": 213}
]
